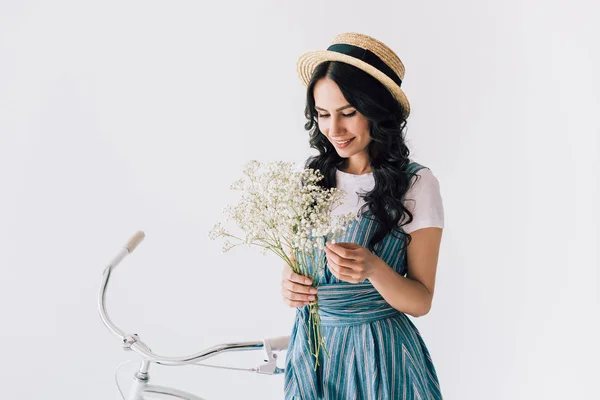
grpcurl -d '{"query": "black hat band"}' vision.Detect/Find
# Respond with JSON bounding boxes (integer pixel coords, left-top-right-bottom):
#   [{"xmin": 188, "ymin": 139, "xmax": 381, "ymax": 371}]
[{"xmin": 327, "ymin": 43, "xmax": 403, "ymax": 88}]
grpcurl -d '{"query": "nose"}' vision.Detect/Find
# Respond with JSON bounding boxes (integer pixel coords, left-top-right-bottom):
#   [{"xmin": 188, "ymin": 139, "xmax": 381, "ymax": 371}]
[{"xmin": 328, "ymin": 115, "xmax": 345, "ymax": 138}]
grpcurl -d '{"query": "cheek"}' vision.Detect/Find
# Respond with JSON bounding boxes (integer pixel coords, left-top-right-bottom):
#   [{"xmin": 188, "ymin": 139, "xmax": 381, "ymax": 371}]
[
  {"xmin": 318, "ymin": 120, "xmax": 329, "ymax": 135},
  {"xmin": 358, "ymin": 119, "xmax": 370, "ymax": 134},
  {"xmin": 345, "ymin": 117, "xmax": 367, "ymax": 135},
  {"xmin": 356, "ymin": 121, "xmax": 371, "ymax": 139}
]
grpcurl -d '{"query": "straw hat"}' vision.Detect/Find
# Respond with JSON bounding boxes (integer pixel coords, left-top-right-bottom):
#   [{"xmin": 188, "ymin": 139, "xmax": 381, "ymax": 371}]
[{"xmin": 296, "ymin": 32, "xmax": 410, "ymax": 117}]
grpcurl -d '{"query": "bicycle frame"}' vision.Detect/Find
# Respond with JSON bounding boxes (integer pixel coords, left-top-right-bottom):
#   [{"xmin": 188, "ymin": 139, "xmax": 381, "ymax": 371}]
[{"xmin": 98, "ymin": 231, "xmax": 289, "ymax": 400}]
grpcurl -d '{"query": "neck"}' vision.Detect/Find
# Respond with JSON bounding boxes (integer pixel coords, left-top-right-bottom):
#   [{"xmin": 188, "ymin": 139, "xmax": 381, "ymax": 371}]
[{"xmin": 341, "ymin": 154, "xmax": 372, "ymax": 175}]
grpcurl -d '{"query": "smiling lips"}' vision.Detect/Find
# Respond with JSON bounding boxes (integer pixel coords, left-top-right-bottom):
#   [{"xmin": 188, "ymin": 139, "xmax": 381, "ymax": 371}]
[{"xmin": 333, "ymin": 137, "xmax": 355, "ymax": 149}]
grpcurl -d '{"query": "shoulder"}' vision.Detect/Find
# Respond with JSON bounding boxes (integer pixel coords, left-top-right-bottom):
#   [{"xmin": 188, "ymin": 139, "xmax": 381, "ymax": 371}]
[
  {"xmin": 406, "ymin": 162, "xmax": 441, "ymax": 193},
  {"xmin": 412, "ymin": 167, "xmax": 440, "ymax": 191},
  {"xmin": 401, "ymin": 162, "xmax": 444, "ymax": 233}
]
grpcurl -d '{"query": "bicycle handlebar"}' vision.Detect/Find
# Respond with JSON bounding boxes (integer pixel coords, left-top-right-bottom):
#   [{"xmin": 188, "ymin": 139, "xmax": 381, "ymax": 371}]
[
  {"xmin": 125, "ymin": 231, "xmax": 145, "ymax": 252},
  {"xmin": 98, "ymin": 231, "xmax": 289, "ymax": 372}
]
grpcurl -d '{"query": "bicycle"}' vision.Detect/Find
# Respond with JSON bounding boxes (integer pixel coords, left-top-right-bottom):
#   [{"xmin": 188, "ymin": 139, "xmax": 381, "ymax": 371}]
[{"xmin": 98, "ymin": 231, "xmax": 290, "ymax": 400}]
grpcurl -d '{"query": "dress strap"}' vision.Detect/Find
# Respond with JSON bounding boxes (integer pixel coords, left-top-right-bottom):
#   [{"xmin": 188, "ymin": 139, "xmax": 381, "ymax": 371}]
[{"xmin": 406, "ymin": 161, "xmax": 428, "ymax": 175}]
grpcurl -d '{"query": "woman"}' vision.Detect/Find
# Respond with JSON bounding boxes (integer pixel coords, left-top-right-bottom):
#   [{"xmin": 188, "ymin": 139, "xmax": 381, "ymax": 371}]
[{"xmin": 281, "ymin": 33, "xmax": 445, "ymax": 399}]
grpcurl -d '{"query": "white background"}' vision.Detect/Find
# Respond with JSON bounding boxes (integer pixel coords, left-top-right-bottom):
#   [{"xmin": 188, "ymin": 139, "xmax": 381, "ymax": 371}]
[{"xmin": 1, "ymin": 1, "xmax": 598, "ymax": 399}]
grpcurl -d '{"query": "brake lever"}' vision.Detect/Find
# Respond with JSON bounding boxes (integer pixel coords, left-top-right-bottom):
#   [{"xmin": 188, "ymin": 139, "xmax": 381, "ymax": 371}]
[{"xmin": 257, "ymin": 338, "xmax": 285, "ymax": 375}]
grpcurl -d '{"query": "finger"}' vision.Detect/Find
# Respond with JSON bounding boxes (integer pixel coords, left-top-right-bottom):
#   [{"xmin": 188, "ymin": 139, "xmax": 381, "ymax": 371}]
[
  {"xmin": 285, "ymin": 299, "xmax": 312, "ymax": 308},
  {"xmin": 328, "ymin": 266, "xmax": 358, "ymax": 284},
  {"xmin": 328, "ymin": 265, "xmax": 339, "ymax": 281},
  {"xmin": 282, "ymin": 280, "xmax": 318, "ymax": 295},
  {"xmin": 287, "ymin": 251, "xmax": 297, "ymax": 265},
  {"xmin": 282, "ymin": 288, "xmax": 317, "ymax": 302},
  {"xmin": 327, "ymin": 258, "xmax": 344, "ymax": 276},
  {"xmin": 336, "ymin": 242, "xmax": 361, "ymax": 249},
  {"xmin": 328, "ymin": 260, "xmax": 362, "ymax": 283},
  {"xmin": 326, "ymin": 242, "xmax": 355, "ymax": 259},
  {"xmin": 335, "ymin": 270, "xmax": 360, "ymax": 283},
  {"xmin": 288, "ymin": 272, "xmax": 313, "ymax": 286},
  {"xmin": 325, "ymin": 247, "xmax": 354, "ymax": 268},
  {"xmin": 281, "ymin": 264, "xmax": 305, "ymax": 282},
  {"xmin": 326, "ymin": 257, "xmax": 357, "ymax": 277}
]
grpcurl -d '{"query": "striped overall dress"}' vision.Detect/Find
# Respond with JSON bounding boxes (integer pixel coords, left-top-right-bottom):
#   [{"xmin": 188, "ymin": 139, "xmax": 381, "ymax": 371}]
[{"xmin": 284, "ymin": 162, "xmax": 443, "ymax": 400}]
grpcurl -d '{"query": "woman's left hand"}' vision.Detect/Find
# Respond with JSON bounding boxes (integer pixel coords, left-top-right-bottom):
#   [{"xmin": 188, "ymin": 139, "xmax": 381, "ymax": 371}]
[{"xmin": 324, "ymin": 241, "xmax": 382, "ymax": 283}]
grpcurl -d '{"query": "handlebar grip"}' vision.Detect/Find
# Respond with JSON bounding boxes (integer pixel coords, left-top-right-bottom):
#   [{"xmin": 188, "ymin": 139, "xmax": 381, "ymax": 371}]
[
  {"xmin": 125, "ymin": 231, "xmax": 145, "ymax": 253},
  {"xmin": 268, "ymin": 336, "xmax": 290, "ymax": 351}
]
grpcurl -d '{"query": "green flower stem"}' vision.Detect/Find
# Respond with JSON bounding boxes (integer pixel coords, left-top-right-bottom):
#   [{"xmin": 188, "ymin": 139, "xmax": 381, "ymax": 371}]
[{"xmin": 294, "ymin": 256, "xmax": 329, "ymax": 372}]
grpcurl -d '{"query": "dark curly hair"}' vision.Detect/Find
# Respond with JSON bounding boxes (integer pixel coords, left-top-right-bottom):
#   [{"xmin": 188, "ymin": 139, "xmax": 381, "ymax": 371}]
[{"xmin": 303, "ymin": 61, "xmax": 420, "ymax": 254}]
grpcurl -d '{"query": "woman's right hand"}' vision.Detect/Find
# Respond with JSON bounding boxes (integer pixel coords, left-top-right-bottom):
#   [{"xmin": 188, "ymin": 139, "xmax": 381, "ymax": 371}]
[{"xmin": 281, "ymin": 263, "xmax": 318, "ymax": 308}]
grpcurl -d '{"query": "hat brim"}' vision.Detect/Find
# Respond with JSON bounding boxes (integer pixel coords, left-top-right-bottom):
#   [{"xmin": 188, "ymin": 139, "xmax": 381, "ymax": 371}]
[{"xmin": 296, "ymin": 50, "xmax": 410, "ymax": 117}]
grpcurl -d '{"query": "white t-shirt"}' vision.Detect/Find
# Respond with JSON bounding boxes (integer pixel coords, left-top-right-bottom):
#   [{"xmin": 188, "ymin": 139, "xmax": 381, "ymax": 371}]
[{"xmin": 331, "ymin": 163, "xmax": 445, "ymax": 234}]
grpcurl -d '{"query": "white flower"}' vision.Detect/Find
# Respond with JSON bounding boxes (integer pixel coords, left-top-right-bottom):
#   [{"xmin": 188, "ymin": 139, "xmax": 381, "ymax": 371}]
[
  {"xmin": 208, "ymin": 223, "xmax": 226, "ymax": 240},
  {"xmin": 209, "ymin": 159, "xmax": 359, "ymax": 369},
  {"xmin": 209, "ymin": 160, "xmax": 357, "ymax": 267}
]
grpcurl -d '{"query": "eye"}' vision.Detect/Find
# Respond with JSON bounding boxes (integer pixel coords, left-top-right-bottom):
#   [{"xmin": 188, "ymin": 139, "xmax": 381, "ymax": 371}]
[{"xmin": 317, "ymin": 111, "xmax": 357, "ymax": 118}]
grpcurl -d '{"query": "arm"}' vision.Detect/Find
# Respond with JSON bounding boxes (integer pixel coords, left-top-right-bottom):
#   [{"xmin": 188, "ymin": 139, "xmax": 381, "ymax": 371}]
[
  {"xmin": 325, "ymin": 168, "xmax": 444, "ymax": 317},
  {"xmin": 325, "ymin": 226, "xmax": 443, "ymax": 318},
  {"xmin": 369, "ymin": 227, "xmax": 443, "ymax": 317},
  {"xmin": 371, "ymin": 167, "xmax": 445, "ymax": 317}
]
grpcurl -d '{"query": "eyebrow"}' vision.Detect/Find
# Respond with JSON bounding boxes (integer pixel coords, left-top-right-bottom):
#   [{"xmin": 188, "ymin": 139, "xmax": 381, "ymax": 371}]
[{"xmin": 315, "ymin": 104, "xmax": 354, "ymax": 112}]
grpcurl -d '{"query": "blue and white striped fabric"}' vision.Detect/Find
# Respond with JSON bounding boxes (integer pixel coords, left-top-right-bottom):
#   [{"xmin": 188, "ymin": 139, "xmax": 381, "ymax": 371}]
[{"xmin": 284, "ymin": 162, "xmax": 443, "ymax": 399}]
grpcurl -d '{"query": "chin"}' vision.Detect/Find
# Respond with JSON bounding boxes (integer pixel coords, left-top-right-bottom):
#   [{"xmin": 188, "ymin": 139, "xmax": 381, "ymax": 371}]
[{"xmin": 337, "ymin": 148, "xmax": 360, "ymax": 157}]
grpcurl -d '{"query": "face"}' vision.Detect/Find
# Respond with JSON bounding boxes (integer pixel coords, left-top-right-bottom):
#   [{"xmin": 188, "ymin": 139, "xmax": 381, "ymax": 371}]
[{"xmin": 313, "ymin": 78, "xmax": 371, "ymax": 160}]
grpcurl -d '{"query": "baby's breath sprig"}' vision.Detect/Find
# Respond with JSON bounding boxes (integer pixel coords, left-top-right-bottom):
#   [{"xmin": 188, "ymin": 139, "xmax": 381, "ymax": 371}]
[{"xmin": 209, "ymin": 160, "xmax": 358, "ymax": 369}]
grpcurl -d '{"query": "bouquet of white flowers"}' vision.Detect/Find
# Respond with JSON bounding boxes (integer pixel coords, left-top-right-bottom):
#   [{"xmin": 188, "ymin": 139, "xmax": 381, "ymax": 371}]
[{"xmin": 209, "ymin": 160, "xmax": 357, "ymax": 369}]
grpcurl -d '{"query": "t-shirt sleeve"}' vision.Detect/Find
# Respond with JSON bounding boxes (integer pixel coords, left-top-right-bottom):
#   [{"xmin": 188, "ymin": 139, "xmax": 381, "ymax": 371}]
[{"xmin": 401, "ymin": 168, "xmax": 445, "ymax": 234}]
